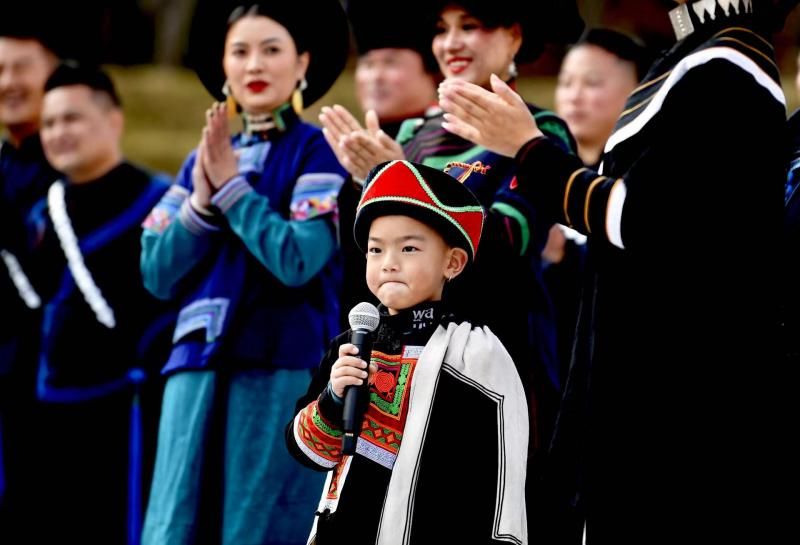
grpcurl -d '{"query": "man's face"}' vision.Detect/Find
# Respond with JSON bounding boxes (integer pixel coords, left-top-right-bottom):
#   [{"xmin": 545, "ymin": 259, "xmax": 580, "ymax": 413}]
[
  {"xmin": 355, "ymin": 48, "xmax": 436, "ymax": 123},
  {"xmin": 0, "ymin": 38, "xmax": 55, "ymax": 129},
  {"xmin": 41, "ymin": 85, "xmax": 121, "ymax": 181}
]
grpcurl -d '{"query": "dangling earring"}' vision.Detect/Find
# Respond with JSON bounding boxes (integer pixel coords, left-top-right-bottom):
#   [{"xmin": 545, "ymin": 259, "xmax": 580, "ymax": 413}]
[
  {"xmin": 222, "ymin": 81, "xmax": 237, "ymax": 120},
  {"xmin": 292, "ymin": 78, "xmax": 308, "ymax": 114},
  {"xmin": 507, "ymin": 61, "xmax": 518, "ymax": 80}
]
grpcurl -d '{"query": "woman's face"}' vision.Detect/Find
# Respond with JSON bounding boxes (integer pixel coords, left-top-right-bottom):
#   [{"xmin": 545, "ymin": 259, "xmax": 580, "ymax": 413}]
[
  {"xmin": 555, "ymin": 44, "xmax": 639, "ymax": 151},
  {"xmin": 223, "ymin": 15, "xmax": 309, "ymax": 115},
  {"xmin": 432, "ymin": 6, "xmax": 521, "ymax": 89}
]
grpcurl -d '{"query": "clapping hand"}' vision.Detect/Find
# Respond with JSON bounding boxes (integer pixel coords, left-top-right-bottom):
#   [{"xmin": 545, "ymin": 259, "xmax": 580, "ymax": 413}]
[
  {"xmin": 320, "ymin": 105, "xmax": 404, "ymax": 181},
  {"xmin": 190, "ymin": 143, "xmax": 214, "ymax": 212},
  {"xmin": 438, "ymin": 74, "xmax": 543, "ymax": 158},
  {"xmin": 200, "ymin": 102, "xmax": 239, "ymax": 190}
]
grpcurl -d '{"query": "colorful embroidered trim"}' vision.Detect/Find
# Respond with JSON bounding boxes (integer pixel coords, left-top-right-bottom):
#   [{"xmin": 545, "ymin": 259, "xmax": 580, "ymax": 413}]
[
  {"xmin": 142, "ymin": 184, "xmax": 188, "ymax": 234},
  {"xmin": 290, "ymin": 173, "xmax": 345, "ymax": 221},
  {"xmin": 210, "ymin": 176, "xmax": 253, "ymax": 213},
  {"xmin": 294, "ymin": 402, "xmax": 342, "ymax": 468}
]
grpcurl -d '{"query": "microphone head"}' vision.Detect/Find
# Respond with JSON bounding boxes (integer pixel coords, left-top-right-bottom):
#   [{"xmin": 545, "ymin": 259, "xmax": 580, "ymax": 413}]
[{"xmin": 348, "ymin": 302, "xmax": 380, "ymax": 332}]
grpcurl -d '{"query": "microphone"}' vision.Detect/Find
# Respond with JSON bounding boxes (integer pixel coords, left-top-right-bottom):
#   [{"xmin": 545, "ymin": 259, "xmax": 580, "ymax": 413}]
[{"xmin": 342, "ymin": 302, "xmax": 380, "ymax": 455}]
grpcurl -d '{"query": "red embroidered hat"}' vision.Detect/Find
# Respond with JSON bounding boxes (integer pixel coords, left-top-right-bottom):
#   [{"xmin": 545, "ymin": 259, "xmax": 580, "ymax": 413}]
[{"xmin": 354, "ymin": 161, "xmax": 485, "ymax": 261}]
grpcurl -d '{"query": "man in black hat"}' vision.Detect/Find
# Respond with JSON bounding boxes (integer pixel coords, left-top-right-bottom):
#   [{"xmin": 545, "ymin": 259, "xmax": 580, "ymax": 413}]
[
  {"xmin": 337, "ymin": 0, "xmax": 441, "ymax": 327},
  {"xmin": 0, "ymin": 13, "xmax": 61, "ymax": 535},
  {"xmin": 347, "ymin": 0, "xmax": 439, "ymax": 139}
]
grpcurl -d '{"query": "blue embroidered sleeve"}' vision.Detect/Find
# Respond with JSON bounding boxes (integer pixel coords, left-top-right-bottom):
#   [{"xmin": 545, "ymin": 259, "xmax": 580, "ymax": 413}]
[
  {"xmin": 212, "ymin": 137, "xmax": 346, "ymax": 287},
  {"xmin": 140, "ymin": 152, "xmax": 221, "ymax": 300}
]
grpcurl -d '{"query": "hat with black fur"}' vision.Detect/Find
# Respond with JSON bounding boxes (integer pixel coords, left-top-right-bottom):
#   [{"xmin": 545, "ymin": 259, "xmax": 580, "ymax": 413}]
[
  {"xmin": 188, "ymin": 0, "xmax": 350, "ymax": 106},
  {"xmin": 354, "ymin": 160, "xmax": 485, "ymax": 262},
  {"xmin": 347, "ymin": 0, "xmax": 439, "ymax": 73},
  {"xmin": 425, "ymin": 0, "xmax": 585, "ymax": 64}
]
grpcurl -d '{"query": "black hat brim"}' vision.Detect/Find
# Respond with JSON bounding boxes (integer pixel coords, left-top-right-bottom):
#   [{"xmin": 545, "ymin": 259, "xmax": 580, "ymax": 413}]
[
  {"xmin": 347, "ymin": 0, "xmax": 439, "ymax": 73},
  {"xmin": 0, "ymin": 4, "xmax": 99, "ymax": 63},
  {"xmin": 189, "ymin": 0, "xmax": 350, "ymax": 106}
]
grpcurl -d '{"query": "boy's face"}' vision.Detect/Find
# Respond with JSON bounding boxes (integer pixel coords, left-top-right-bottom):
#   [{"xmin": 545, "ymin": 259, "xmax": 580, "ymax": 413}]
[{"xmin": 366, "ymin": 215, "xmax": 458, "ymax": 315}]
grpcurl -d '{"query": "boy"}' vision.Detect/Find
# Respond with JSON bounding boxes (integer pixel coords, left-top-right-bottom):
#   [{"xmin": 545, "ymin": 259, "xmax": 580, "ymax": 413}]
[{"xmin": 286, "ymin": 160, "xmax": 530, "ymax": 544}]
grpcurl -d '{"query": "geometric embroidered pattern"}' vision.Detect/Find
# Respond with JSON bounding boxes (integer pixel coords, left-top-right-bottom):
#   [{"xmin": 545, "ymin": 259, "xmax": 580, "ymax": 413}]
[
  {"xmin": 294, "ymin": 346, "xmax": 420, "ymax": 469},
  {"xmin": 358, "ymin": 348, "xmax": 419, "ymax": 462},
  {"xmin": 295, "ymin": 401, "xmax": 342, "ymax": 467},
  {"xmin": 369, "ymin": 353, "xmax": 411, "ymax": 415}
]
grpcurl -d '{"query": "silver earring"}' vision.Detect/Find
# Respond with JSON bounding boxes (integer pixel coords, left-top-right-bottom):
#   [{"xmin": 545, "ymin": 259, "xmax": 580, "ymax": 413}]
[{"xmin": 508, "ymin": 61, "xmax": 518, "ymax": 79}]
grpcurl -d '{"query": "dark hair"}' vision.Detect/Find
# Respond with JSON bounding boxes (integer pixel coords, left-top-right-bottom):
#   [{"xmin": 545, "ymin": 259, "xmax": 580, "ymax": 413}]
[
  {"xmin": 575, "ymin": 28, "xmax": 651, "ymax": 81},
  {"xmin": 189, "ymin": 0, "xmax": 349, "ymax": 106},
  {"xmin": 226, "ymin": 3, "xmax": 309, "ymax": 54},
  {"xmin": 427, "ymin": 0, "xmax": 544, "ymax": 63},
  {"xmin": 427, "ymin": 0, "xmax": 584, "ymax": 64},
  {"xmin": 44, "ymin": 62, "xmax": 121, "ymax": 108}
]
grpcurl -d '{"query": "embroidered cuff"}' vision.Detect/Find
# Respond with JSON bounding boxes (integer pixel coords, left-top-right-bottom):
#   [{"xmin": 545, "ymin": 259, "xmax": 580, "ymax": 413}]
[
  {"xmin": 289, "ymin": 173, "xmax": 345, "ymax": 221},
  {"xmin": 211, "ymin": 176, "xmax": 253, "ymax": 213},
  {"xmin": 178, "ymin": 199, "xmax": 221, "ymax": 236},
  {"xmin": 189, "ymin": 193, "xmax": 216, "ymax": 217}
]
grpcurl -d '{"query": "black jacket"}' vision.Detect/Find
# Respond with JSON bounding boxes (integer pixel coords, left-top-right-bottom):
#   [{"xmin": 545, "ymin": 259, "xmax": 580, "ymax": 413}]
[{"xmin": 513, "ymin": 20, "xmax": 788, "ymax": 543}]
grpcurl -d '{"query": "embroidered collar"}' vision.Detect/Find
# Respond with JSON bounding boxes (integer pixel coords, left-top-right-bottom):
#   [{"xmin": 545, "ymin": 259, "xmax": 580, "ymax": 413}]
[
  {"xmin": 241, "ymin": 102, "xmax": 299, "ymax": 141},
  {"xmin": 669, "ymin": 0, "xmax": 754, "ymax": 40}
]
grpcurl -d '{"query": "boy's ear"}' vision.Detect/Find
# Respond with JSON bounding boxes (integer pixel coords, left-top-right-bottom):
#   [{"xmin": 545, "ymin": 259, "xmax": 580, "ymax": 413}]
[{"xmin": 444, "ymin": 247, "xmax": 469, "ymax": 281}]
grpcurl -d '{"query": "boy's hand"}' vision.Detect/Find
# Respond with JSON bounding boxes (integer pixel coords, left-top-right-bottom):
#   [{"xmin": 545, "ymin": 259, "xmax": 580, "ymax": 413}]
[{"xmin": 330, "ymin": 343, "xmax": 377, "ymax": 398}]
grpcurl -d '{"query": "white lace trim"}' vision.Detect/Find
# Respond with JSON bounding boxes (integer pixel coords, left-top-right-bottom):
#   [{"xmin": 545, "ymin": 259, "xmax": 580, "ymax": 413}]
[
  {"xmin": 1, "ymin": 139, "xmax": 42, "ymax": 309},
  {"xmin": 47, "ymin": 180, "xmax": 116, "ymax": 328},
  {"xmin": 1, "ymin": 249, "xmax": 41, "ymax": 309}
]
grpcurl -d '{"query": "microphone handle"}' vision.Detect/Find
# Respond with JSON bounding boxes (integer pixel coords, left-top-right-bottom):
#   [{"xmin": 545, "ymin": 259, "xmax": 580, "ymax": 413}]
[{"xmin": 342, "ymin": 328, "xmax": 373, "ymax": 454}]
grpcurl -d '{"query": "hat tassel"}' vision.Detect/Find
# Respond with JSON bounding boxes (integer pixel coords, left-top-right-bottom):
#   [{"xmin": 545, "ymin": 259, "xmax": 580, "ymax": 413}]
[{"xmin": 292, "ymin": 78, "xmax": 308, "ymax": 114}]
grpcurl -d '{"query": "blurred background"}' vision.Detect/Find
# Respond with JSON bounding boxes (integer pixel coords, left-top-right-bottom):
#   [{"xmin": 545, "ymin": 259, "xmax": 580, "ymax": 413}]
[{"xmin": 5, "ymin": 0, "xmax": 800, "ymax": 175}]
